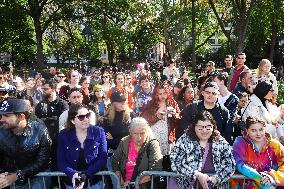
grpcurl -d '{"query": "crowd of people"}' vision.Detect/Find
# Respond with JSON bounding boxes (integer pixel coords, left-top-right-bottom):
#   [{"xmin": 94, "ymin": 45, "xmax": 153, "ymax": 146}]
[{"xmin": 0, "ymin": 52, "xmax": 284, "ymax": 189}]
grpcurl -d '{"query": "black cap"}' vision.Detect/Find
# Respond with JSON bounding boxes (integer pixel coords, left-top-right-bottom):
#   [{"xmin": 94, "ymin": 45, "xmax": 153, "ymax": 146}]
[
  {"xmin": 204, "ymin": 82, "xmax": 219, "ymax": 90},
  {"xmin": 110, "ymin": 92, "xmax": 126, "ymax": 103},
  {"xmin": 0, "ymin": 99, "xmax": 29, "ymax": 115}
]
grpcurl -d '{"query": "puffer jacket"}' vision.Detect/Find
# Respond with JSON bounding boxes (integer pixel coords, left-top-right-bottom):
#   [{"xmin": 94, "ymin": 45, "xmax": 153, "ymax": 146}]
[{"xmin": 0, "ymin": 119, "xmax": 51, "ymax": 183}]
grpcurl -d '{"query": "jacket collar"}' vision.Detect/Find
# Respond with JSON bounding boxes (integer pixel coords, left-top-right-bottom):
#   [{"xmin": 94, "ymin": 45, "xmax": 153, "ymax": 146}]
[{"xmin": 120, "ymin": 135, "xmax": 152, "ymax": 155}]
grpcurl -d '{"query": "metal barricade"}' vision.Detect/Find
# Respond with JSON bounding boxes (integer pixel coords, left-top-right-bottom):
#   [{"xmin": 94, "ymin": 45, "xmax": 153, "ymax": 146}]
[
  {"xmin": 10, "ymin": 171, "xmax": 120, "ymax": 189},
  {"xmin": 134, "ymin": 171, "xmax": 250, "ymax": 189}
]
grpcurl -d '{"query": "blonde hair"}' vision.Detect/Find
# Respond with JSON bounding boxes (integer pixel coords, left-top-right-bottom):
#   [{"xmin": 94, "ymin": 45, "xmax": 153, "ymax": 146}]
[
  {"xmin": 107, "ymin": 103, "xmax": 131, "ymax": 126},
  {"xmin": 129, "ymin": 117, "xmax": 154, "ymax": 139},
  {"xmin": 256, "ymin": 59, "xmax": 271, "ymax": 78}
]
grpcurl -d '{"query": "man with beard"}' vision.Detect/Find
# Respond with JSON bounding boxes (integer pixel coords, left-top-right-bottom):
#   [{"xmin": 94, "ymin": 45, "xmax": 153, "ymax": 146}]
[
  {"xmin": 35, "ymin": 80, "xmax": 68, "ymax": 171},
  {"xmin": 0, "ymin": 98, "xmax": 51, "ymax": 189}
]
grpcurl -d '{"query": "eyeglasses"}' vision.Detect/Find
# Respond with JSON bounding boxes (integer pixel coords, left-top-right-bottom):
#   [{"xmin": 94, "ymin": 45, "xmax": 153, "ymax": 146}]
[
  {"xmin": 206, "ymin": 65, "xmax": 211, "ymax": 67},
  {"xmin": 58, "ymin": 76, "xmax": 65, "ymax": 78},
  {"xmin": 76, "ymin": 113, "xmax": 91, "ymax": 121},
  {"xmin": 196, "ymin": 125, "xmax": 214, "ymax": 131},
  {"xmin": 203, "ymin": 90, "xmax": 218, "ymax": 96}
]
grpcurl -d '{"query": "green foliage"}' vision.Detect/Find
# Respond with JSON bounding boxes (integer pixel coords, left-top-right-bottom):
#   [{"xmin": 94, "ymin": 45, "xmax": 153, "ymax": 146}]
[
  {"xmin": 277, "ymin": 80, "xmax": 284, "ymax": 105},
  {"xmin": 0, "ymin": 0, "xmax": 36, "ymax": 62}
]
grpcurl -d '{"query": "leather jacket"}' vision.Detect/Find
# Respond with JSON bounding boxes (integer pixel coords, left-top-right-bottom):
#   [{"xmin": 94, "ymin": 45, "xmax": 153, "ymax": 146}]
[{"xmin": 0, "ymin": 119, "xmax": 51, "ymax": 182}]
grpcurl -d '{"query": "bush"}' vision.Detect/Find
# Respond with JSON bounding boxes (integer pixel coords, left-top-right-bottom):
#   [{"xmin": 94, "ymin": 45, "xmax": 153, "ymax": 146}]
[{"xmin": 277, "ymin": 80, "xmax": 284, "ymax": 105}]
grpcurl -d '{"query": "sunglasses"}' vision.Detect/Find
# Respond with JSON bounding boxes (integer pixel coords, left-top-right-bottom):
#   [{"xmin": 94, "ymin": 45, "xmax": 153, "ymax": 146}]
[
  {"xmin": 76, "ymin": 113, "xmax": 91, "ymax": 121},
  {"xmin": 58, "ymin": 76, "xmax": 65, "ymax": 78}
]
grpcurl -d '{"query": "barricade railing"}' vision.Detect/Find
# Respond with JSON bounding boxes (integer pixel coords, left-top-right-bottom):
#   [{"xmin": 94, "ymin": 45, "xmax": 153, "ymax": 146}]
[
  {"xmin": 134, "ymin": 171, "xmax": 250, "ymax": 189},
  {"xmin": 10, "ymin": 171, "xmax": 120, "ymax": 189}
]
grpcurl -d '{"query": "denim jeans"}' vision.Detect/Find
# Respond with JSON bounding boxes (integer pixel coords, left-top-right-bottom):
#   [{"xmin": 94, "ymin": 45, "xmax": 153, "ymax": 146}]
[
  {"xmin": 65, "ymin": 180, "xmax": 103, "ymax": 189},
  {"xmin": 10, "ymin": 176, "xmax": 51, "ymax": 189}
]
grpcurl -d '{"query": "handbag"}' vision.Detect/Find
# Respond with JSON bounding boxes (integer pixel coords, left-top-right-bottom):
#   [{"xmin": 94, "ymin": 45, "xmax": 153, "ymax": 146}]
[{"xmin": 168, "ymin": 143, "xmax": 211, "ymax": 189}]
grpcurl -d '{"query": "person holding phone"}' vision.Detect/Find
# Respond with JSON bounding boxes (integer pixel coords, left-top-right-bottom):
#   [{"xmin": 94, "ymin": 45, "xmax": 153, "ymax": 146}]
[
  {"xmin": 142, "ymin": 83, "xmax": 180, "ymax": 171},
  {"xmin": 57, "ymin": 104, "xmax": 107, "ymax": 189}
]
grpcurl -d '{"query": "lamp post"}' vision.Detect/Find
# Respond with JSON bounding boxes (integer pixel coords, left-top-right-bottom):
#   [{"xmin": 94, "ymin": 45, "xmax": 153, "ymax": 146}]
[{"xmin": 82, "ymin": 25, "xmax": 93, "ymax": 64}]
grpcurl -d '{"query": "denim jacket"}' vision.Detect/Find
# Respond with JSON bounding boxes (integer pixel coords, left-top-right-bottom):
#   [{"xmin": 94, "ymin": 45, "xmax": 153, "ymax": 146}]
[{"xmin": 57, "ymin": 126, "xmax": 107, "ymax": 180}]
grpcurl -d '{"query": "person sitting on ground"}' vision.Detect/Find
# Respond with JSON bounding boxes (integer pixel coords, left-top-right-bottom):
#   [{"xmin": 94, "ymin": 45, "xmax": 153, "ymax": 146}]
[
  {"xmin": 170, "ymin": 111, "xmax": 235, "ymax": 189},
  {"xmin": 232, "ymin": 116, "xmax": 284, "ymax": 189}
]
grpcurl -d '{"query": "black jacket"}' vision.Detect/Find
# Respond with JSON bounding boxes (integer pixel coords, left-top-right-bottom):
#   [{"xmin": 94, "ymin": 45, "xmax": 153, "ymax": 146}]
[
  {"xmin": 0, "ymin": 120, "xmax": 51, "ymax": 183},
  {"xmin": 180, "ymin": 100, "xmax": 230, "ymax": 142},
  {"xmin": 35, "ymin": 97, "xmax": 69, "ymax": 141}
]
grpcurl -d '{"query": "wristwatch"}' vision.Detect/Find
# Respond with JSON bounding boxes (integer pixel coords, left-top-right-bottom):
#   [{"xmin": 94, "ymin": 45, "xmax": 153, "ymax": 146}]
[{"xmin": 16, "ymin": 170, "xmax": 25, "ymax": 182}]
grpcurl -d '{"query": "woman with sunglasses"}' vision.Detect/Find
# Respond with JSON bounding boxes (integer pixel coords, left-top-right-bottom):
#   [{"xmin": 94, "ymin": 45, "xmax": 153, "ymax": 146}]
[
  {"xmin": 101, "ymin": 71, "xmax": 114, "ymax": 97},
  {"xmin": 57, "ymin": 104, "xmax": 107, "ymax": 189},
  {"xmin": 232, "ymin": 116, "xmax": 284, "ymax": 189},
  {"xmin": 170, "ymin": 111, "xmax": 235, "ymax": 189},
  {"xmin": 241, "ymin": 81, "xmax": 284, "ymax": 142},
  {"xmin": 59, "ymin": 69, "xmax": 81, "ymax": 102}
]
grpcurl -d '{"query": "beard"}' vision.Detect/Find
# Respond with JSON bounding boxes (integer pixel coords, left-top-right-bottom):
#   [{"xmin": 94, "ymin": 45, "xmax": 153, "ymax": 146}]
[{"xmin": 43, "ymin": 92, "xmax": 51, "ymax": 99}]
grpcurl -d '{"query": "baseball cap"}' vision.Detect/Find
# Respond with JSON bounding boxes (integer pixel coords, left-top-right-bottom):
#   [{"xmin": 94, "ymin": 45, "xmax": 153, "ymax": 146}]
[
  {"xmin": 204, "ymin": 82, "xmax": 219, "ymax": 90},
  {"xmin": 110, "ymin": 92, "xmax": 126, "ymax": 103},
  {"xmin": 0, "ymin": 98, "xmax": 29, "ymax": 115}
]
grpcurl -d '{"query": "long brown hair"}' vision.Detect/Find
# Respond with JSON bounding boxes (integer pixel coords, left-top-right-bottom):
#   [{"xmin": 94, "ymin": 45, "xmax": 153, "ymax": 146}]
[
  {"xmin": 106, "ymin": 102, "xmax": 131, "ymax": 126},
  {"xmin": 66, "ymin": 104, "xmax": 89, "ymax": 130}
]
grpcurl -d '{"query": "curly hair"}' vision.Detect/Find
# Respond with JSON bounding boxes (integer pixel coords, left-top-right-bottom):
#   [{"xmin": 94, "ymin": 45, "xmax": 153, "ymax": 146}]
[{"xmin": 186, "ymin": 111, "xmax": 218, "ymax": 141}]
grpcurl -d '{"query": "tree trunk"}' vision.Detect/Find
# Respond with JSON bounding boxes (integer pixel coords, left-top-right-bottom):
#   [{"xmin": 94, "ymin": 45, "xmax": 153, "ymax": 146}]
[
  {"xmin": 163, "ymin": 0, "xmax": 171, "ymax": 60},
  {"xmin": 106, "ymin": 41, "xmax": 114, "ymax": 65},
  {"xmin": 268, "ymin": 23, "xmax": 277, "ymax": 64},
  {"xmin": 191, "ymin": 0, "xmax": 196, "ymax": 69},
  {"xmin": 34, "ymin": 20, "xmax": 45, "ymax": 71}
]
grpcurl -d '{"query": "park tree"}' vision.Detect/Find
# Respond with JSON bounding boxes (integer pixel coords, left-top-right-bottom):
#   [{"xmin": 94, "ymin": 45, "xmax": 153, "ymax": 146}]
[
  {"xmin": 208, "ymin": 0, "xmax": 257, "ymax": 54},
  {"xmin": 0, "ymin": 0, "xmax": 35, "ymax": 63}
]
